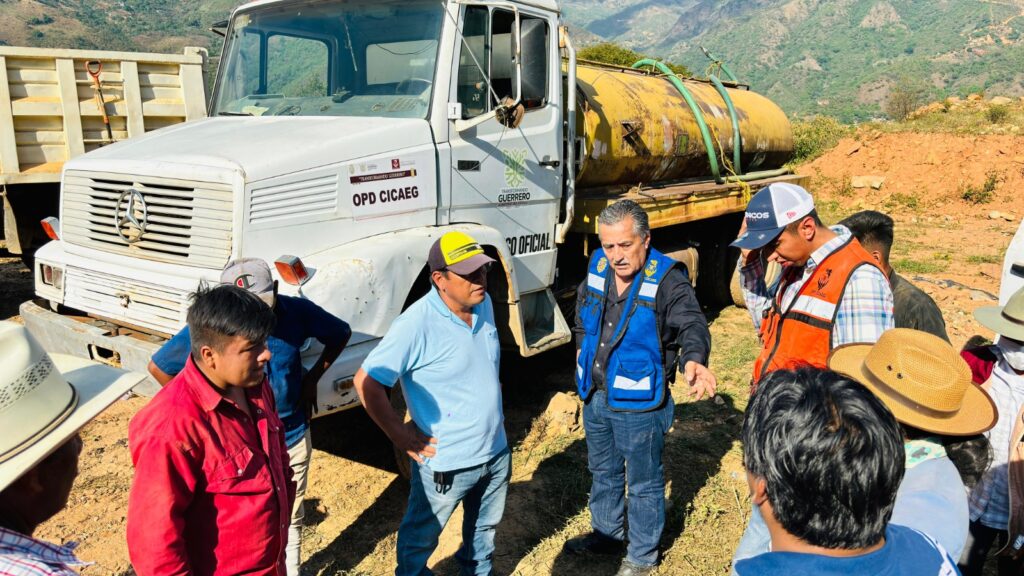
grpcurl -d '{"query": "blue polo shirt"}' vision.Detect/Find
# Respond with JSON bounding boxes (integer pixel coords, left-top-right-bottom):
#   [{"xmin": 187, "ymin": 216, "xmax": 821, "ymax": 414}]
[
  {"xmin": 151, "ymin": 295, "xmax": 351, "ymax": 447},
  {"xmin": 361, "ymin": 289, "xmax": 506, "ymax": 472},
  {"xmin": 734, "ymin": 525, "xmax": 960, "ymax": 576}
]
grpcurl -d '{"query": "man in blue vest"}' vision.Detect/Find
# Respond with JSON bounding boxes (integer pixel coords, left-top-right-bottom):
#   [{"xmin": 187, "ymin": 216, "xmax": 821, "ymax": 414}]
[{"xmin": 566, "ymin": 200, "xmax": 717, "ymax": 576}]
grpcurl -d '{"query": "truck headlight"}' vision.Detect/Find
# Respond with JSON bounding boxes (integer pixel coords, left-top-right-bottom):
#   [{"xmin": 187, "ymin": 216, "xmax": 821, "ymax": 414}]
[{"xmin": 40, "ymin": 263, "xmax": 64, "ymax": 290}]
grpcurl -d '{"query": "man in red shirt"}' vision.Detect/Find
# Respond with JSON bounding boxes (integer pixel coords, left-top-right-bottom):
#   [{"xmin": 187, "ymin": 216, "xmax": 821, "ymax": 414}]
[{"xmin": 127, "ymin": 285, "xmax": 295, "ymax": 575}]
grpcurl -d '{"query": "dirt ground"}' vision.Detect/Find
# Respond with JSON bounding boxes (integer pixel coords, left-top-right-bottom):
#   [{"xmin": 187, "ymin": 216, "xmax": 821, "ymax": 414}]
[{"xmin": 5, "ymin": 131, "xmax": 1021, "ymax": 575}]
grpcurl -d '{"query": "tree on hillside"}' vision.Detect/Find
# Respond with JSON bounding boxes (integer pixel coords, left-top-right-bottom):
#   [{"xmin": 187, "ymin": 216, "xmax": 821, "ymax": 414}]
[
  {"xmin": 885, "ymin": 74, "xmax": 927, "ymax": 120},
  {"xmin": 578, "ymin": 42, "xmax": 691, "ymax": 77}
]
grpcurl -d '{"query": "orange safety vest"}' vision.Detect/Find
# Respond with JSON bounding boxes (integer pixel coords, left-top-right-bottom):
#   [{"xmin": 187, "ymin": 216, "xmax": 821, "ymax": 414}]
[{"xmin": 752, "ymin": 238, "xmax": 884, "ymax": 385}]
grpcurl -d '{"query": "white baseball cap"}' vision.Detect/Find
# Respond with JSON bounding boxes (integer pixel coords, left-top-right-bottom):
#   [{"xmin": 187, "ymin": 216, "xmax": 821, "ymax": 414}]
[{"xmin": 732, "ymin": 183, "xmax": 816, "ymax": 250}]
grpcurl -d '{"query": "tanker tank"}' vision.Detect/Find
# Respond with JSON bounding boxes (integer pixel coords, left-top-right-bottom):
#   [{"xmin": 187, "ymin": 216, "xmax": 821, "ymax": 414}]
[{"xmin": 572, "ymin": 62, "xmax": 794, "ymax": 191}]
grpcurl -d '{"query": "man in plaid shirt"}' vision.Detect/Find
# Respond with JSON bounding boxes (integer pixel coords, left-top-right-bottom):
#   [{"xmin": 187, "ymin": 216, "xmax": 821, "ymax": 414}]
[
  {"xmin": 732, "ymin": 183, "xmax": 894, "ymax": 386},
  {"xmin": 729, "ymin": 183, "xmax": 895, "ymax": 574}
]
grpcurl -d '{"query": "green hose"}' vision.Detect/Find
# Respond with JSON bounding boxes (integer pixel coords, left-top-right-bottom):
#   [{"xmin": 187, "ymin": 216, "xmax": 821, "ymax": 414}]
[
  {"xmin": 726, "ymin": 167, "xmax": 790, "ymax": 183},
  {"xmin": 708, "ymin": 74, "xmax": 742, "ymax": 175},
  {"xmin": 631, "ymin": 58, "xmax": 723, "ymax": 184},
  {"xmin": 700, "ymin": 47, "xmax": 739, "ymax": 83}
]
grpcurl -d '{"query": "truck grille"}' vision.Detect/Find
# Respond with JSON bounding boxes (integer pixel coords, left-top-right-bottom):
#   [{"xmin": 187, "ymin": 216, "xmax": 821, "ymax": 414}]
[
  {"xmin": 64, "ymin": 266, "xmax": 190, "ymax": 335},
  {"xmin": 61, "ymin": 170, "xmax": 233, "ymax": 269}
]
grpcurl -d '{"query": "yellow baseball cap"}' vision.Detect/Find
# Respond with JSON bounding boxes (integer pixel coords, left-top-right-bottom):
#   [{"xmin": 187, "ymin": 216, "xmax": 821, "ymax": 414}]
[{"xmin": 428, "ymin": 231, "xmax": 495, "ymax": 275}]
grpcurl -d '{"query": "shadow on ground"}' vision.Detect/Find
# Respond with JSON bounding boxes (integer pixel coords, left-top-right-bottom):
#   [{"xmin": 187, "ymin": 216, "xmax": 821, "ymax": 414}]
[
  {"xmin": 428, "ymin": 320, "xmax": 743, "ymax": 575},
  {"xmin": 0, "ymin": 244, "xmax": 33, "ymax": 320}
]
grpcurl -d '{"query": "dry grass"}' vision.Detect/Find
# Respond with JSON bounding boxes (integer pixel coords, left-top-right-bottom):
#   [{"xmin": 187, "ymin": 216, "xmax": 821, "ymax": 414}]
[{"xmin": 298, "ymin": 305, "xmax": 762, "ymax": 576}]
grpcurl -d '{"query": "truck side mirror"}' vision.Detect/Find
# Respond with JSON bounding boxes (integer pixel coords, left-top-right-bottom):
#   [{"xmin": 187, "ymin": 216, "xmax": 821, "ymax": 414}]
[{"xmin": 516, "ymin": 19, "xmax": 546, "ymax": 107}]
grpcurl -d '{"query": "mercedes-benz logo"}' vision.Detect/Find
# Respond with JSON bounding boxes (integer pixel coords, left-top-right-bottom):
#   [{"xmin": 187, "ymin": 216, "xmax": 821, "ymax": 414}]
[{"xmin": 114, "ymin": 188, "xmax": 148, "ymax": 244}]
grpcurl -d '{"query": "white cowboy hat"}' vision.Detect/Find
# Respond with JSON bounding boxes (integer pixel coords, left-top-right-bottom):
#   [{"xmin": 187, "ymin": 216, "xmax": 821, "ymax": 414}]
[
  {"xmin": 0, "ymin": 321, "xmax": 145, "ymax": 492},
  {"xmin": 975, "ymin": 286, "xmax": 1024, "ymax": 342}
]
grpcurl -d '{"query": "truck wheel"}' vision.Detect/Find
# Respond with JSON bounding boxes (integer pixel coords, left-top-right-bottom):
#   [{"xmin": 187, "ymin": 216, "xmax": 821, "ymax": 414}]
[
  {"xmin": 14, "ymin": 222, "xmax": 38, "ymax": 271},
  {"xmin": 19, "ymin": 250, "xmax": 35, "ymax": 272},
  {"xmin": 729, "ymin": 260, "xmax": 782, "ymax": 308},
  {"xmin": 730, "ymin": 265, "xmax": 746, "ymax": 308},
  {"xmin": 697, "ymin": 239, "xmax": 737, "ymax": 308},
  {"xmin": 389, "ymin": 382, "xmax": 412, "ymax": 479}
]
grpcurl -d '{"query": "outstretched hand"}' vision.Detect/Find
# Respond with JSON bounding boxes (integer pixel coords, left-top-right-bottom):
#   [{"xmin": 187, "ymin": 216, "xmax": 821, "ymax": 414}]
[{"xmin": 684, "ymin": 360, "xmax": 717, "ymax": 401}]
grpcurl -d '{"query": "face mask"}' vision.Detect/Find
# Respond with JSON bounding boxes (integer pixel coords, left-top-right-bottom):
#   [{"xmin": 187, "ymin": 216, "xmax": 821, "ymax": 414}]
[{"xmin": 999, "ymin": 337, "xmax": 1024, "ymax": 372}]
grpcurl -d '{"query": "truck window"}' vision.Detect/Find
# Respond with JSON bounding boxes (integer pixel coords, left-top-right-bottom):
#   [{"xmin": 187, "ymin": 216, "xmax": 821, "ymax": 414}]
[
  {"xmin": 267, "ymin": 34, "xmax": 329, "ymax": 97},
  {"xmin": 211, "ymin": 0, "xmax": 443, "ymax": 119},
  {"xmin": 220, "ymin": 30, "xmax": 262, "ymax": 103},
  {"xmin": 457, "ymin": 7, "xmax": 548, "ymax": 119},
  {"xmin": 366, "ymin": 40, "xmax": 438, "ymax": 93}
]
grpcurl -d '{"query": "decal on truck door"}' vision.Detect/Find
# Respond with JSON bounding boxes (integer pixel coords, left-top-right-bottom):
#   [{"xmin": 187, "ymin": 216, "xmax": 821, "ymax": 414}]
[
  {"xmin": 347, "ymin": 158, "xmax": 431, "ymax": 219},
  {"xmin": 506, "ymin": 232, "xmax": 551, "ymax": 256},
  {"xmin": 498, "ymin": 148, "xmax": 529, "ymax": 206}
]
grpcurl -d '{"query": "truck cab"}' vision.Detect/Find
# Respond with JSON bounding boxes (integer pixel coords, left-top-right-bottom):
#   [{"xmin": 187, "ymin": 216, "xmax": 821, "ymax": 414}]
[
  {"xmin": 24, "ymin": 0, "xmax": 573, "ymax": 410},
  {"xmin": 23, "ymin": 0, "xmax": 800, "ymax": 413}
]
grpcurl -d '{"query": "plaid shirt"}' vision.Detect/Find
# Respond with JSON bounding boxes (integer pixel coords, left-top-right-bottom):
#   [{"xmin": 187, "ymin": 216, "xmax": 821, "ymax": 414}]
[
  {"xmin": 0, "ymin": 527, "xmax": 88, "ymax": 576},
  {"xmin": 968, "ymin": 350, "xmax": 1024, "ymax": 530},
  {"xmin": 740, "ymin": 226, "xmax": 894, "ymax": 347}
]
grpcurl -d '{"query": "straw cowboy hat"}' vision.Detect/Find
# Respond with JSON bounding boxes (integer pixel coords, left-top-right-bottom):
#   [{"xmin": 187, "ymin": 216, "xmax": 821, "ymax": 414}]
[
  {"xmin": 974, "ymin": 286, "xmax": 1024, "ymax": 341},
  {"xmin": 828, "ymin": 328, "xmax": 996, "ymax": 436},
  {"xmin": 0, "ymin": 321, "xmax": 145, "ymax": 492}
]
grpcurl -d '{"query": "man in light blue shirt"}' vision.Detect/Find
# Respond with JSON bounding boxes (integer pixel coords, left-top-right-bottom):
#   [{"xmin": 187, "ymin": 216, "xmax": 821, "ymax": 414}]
[{"xmin": 354, "ymin": 231, "xmax": 509, "ymax": 576}]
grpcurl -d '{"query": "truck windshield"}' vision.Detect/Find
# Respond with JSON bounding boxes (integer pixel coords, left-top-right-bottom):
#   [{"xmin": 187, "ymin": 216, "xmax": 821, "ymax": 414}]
[{"xmin": 211, "ymin": 0, "xmax": 444, "ymax": 119}]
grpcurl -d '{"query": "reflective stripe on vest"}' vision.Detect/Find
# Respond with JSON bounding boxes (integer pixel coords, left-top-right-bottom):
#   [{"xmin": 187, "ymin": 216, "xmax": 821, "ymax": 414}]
[
  {"xmin": 576, "ymin": 248, "xmax": 677, "ymax": 412},
  {"xmin": 752, "ymin": 237, "xmax": 883, "ymax": 384}
]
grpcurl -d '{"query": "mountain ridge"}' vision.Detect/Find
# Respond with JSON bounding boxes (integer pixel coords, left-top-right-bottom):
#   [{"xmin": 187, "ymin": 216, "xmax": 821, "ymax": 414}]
[{"xmin": 2, "ymin": 0, "xmax": 1022, "ymax": 120}]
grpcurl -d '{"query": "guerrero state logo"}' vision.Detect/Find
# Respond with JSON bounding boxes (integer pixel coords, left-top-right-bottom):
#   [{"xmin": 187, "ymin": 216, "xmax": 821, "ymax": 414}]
[{"xmin": 503, "ymin": 149, "xmax": 527, "ymax": 188}]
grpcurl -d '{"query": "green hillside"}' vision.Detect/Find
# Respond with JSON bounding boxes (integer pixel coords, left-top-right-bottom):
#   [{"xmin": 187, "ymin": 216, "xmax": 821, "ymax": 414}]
[
  {"xmin": 3, "ymin": 0, "xmax": 1023, "ymax": 121},
  {"xmin": 0, "ymin": 0, "xmax": 240, "ymax": 53},
  {"xmin": 562, "ymin": 0, "xmax": 1024, "ymax": 121}
]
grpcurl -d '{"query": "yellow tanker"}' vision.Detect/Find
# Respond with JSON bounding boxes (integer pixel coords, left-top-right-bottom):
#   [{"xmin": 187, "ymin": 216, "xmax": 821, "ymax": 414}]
[{"xmin": 573, "ymin": 62, "xmax": 794, "ymax": 190}]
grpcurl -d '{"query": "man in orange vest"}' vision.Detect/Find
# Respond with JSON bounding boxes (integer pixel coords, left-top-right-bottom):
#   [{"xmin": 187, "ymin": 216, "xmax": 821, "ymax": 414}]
[{"xmin": 732, "ymin": 183, "xmax": 894, "ymax": 387}]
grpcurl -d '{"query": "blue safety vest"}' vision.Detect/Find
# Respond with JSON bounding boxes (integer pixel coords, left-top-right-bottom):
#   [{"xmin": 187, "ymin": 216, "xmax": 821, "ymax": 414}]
[{"xmin": 575, "ymin": 247, "xmax": 677, "ymax": 412}]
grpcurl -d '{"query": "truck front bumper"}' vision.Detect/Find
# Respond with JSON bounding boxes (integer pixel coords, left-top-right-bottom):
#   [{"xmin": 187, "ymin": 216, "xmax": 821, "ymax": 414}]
[{"xmin": 20, "ymin": 299, "xmax": 164, "ymax": 397}]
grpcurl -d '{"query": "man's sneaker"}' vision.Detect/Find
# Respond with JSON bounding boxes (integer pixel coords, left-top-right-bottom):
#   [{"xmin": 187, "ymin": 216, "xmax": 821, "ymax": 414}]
[
  {"xmin": 562, "ymin": 532, "xmax": 624, "ymax": 556},
  {"xmin": 615, "ymin": 559, "xmax": 655, "ymax": 576}
]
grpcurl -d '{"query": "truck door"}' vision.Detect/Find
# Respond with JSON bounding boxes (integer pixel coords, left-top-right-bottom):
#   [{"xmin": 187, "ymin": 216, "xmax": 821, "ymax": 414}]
[{"xmin": 447, "ymin": 6, "xmax": 561, "ymax": 295}]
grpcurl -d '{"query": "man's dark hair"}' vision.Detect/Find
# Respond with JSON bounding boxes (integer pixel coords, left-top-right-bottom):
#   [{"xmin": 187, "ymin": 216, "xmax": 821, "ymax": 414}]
[
  {"xmin": 743, "ymin": 367, "xmax": 905, "ymax": 549},
  {"xmin": 838, "ymin": 210, "xmax": 894, "ymax": 262},
  {"xmin": 187, "ymin": 284, "xmax": 276, "ymax": 358}
]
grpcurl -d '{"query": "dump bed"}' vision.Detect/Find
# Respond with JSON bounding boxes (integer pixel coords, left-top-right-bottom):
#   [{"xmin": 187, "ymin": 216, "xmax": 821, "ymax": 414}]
[{"xmin": 0, "ymin": 46, "xmax": 207, "ymax": 185}]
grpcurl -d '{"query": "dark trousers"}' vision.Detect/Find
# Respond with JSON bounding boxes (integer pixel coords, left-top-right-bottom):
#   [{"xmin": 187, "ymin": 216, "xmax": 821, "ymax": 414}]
[{"xmin": 959, "ymin": 520, "xmax": 1024, "ymax": 576}]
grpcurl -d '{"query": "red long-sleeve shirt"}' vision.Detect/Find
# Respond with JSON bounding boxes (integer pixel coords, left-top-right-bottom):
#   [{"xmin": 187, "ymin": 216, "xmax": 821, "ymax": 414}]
[{"xmin": 127, "ymin": 355, "xmax": 295, "ymax": 576}]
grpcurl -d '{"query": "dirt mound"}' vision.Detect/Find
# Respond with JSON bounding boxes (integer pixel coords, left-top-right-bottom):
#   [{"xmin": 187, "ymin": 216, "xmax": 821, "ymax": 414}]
[{"xmin": 804, "ymin": 131, "xmax": 1024, "ymax": 217}]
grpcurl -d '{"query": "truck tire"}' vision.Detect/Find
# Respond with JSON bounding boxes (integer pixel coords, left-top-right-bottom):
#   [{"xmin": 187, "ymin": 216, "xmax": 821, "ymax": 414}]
[
  {"xmin": 729, "ymin": 260, "xmax": 782, "ymax": 308},
  {"xmin": 697, "ymin": 239, "xmax": 737, "ymax": 308},
  {"xmin": 730, "ymin": 265, "xmax": 745, "ymax": 308},
  {"xmin": 389, "ymin": 382, "xmax": 412, "ymax": 479}
]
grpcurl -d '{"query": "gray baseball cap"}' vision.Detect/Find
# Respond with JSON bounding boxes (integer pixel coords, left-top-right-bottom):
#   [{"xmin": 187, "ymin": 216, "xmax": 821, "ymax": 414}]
[{"xmin": 220, "ymin": 258, "xmax": 275, "ymax": 306}]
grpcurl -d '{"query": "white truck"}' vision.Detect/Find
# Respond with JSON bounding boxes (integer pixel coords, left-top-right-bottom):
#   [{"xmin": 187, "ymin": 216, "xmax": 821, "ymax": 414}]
[{"xmin": 22, "ymin": 0, "xmax": 803, "ymax": 408}]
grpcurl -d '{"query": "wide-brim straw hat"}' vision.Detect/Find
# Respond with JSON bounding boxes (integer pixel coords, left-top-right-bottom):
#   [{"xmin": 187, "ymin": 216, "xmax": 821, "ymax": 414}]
[
  {"xmin": 829, "ymin": 328, "xmax": 996, "ymax": 436},
  {"xmin": 975, "ymin": 285, "xmax": 1024, "ymax": 341},
  {"xmin": 0, "ymin": 321, "xmax": 145, "ymax": 492}
]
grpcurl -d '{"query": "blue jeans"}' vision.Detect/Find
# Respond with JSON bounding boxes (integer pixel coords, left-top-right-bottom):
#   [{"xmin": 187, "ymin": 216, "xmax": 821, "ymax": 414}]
[
  {"xmin": 731, "ymin": 503, "xmax": 769, "ymax": 575},
  {"xmin": 583, "ymin": 389, "xmax": 674, "ymax": 566},
  {"xmin": 396, "ymin": 447, "xmax": 512, "ymax": 576}
]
